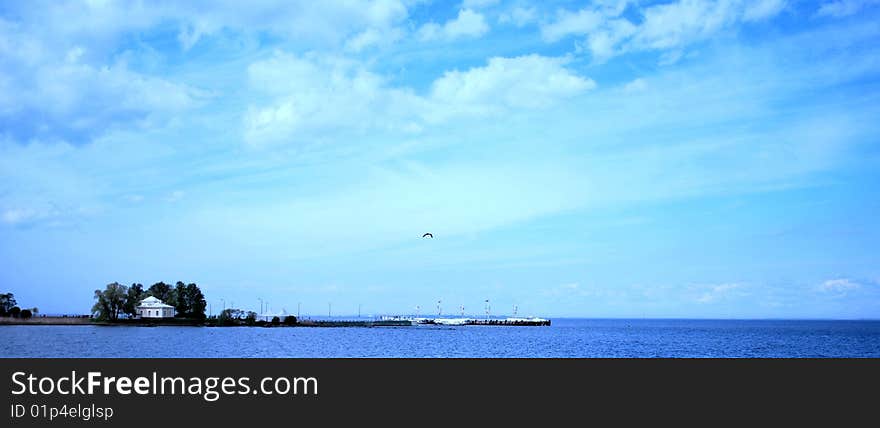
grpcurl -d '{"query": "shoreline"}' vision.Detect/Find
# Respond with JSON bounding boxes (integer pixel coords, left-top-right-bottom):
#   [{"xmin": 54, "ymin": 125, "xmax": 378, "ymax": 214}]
[
  {"xmin": 0, "ymin": 317, "xmax": 545, "ymax": 327},
  {"xmin": 0, "ymin": 316, "xmax": 408, "ymax": 327},
  {"xmin": 0, "ymin": 316, "xmax": 205, "ymax": 327}
]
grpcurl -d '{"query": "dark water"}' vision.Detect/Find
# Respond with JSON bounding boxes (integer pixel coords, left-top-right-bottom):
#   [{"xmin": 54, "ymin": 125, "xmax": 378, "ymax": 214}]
[{"xmin": 2, "ymin": 319, "xmax": 879, "ymax": 358}]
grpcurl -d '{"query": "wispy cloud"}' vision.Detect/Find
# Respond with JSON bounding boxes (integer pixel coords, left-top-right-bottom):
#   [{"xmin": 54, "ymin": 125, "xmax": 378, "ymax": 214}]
[
  {"xmin": 417, "ymin": 9, "xmax": 489, "ymax": 41},
  {"xmin": 541, "ymin": 0, "xmax": 788, "ymax": 62},
  {"xmin": 816, "ymin": 0, "xmax": 880, "ymax": 18},
  {"xmin": 166, "ymin": 191, "xmax": 185, "ymax": 203},
  {"xmin": 820, "ymin": 278, "xmax": 861, "ymax": 293},
  {"xmin": 696, "ymin": 283, "xmax": 747, "ymax": 304},
  {"xmin": 242, "ymin": 52, "xmax": 593, "ymax": 146}
]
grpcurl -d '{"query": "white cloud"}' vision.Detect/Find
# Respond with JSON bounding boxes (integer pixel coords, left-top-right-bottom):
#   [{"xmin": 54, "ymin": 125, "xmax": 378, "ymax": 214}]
[
  {"xmin": 0, "ymin": 16, "xmax": 204, "ymax": 142},
  {"xmin": 498, "ymin": 6, "xmax": 537, "ymax": 27},
  {"xmin": 631, "ymin": 0, "xmax": 786, "ymax": 52},
  {"xmin": 3, "ymin": 1, "xmax": 413, "ymax": 55},
  {"xmin": 243, "ymin": 52, "xmax": 423, "ymax": 147},
  {"xmin": 821, "ymin": 278, "xmax": 860, "ymax": 293},
  {"xmin": 0, "ymin": 202, "xmax": 89, "ymax": 228},
  {"xmin": 623, "ymin": 78, "xmax": 647, "ymax": 93},
  {"xmin": 174, "ymin": 0, "xmax": 409, "ymax": 49},
  {"xmin": 817, "ymin": 0, "xmax": 880, "ymax": 18},
  {"xmin": 166, "ymin": 190, "xmax": 185, "ymax": 203},
  {"xmin": 345, "ymin": 27, "xmax": 404, "ymax": 52},
  {"xmin": 462, "ymin": 0, "xmax": 500, "ymax": 8},
  {"xmin": 418, "ymin": 9, "xmax": 489, "ymax": 41},
  {"xmin": 580, "ymin": 18, "xmax": 637, "ymax": 63},
  {"xmin": 658, "ymin": 49, "xmax": 686, "ymax": 66},
  {"xmin": 0, "ymin": 1, "xmax": 416, "ymax": 144},
  {"xmin": 542, "ymin": 0, "xmax": 787, "ymax": 62},
  {"xmin": 743, "ymin": 0, "xmax": 787, "ymax": 22},
  {"xmin": 166, "ymin": 0, "xmax": 409, "ymax": 51},
  {"xmin": 541, "ymin": 8, "xmax": 606, "ymax": 42},
  {"xmin": 696, "ymin": 283, "xmax": 745, "ymax": 303},
  {"xmin": 428, "ymin": 54, "xmax": 595, "ymax": 118},
  {"xmin": 634, "ymin": 0, "xmax": 739, "ymax": 51},
  {"xmin": 244, "ymin": 53, "xmax": 594, "ymax": 146},
  {"xmin": 1, "ymin": 208, "xmax": 39, "ymax": 225}
]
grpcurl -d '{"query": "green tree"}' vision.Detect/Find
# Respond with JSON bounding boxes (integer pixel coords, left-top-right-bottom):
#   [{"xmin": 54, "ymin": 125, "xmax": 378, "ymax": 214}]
[
  {"xmin": 185, "ymin": 283, "xmax": 206, "ymax": 319},
  {"xmin": 171, "ymin": 282, "xmax": 207, "ymax": 319},
  {"xmin": 0, "ymin": 292, "xmax": 17, "ymax": 313},
  {"xmin": 146, "ymin": 282, "xmax": 174, "ymax": 304},
  {"xmin": 9, "ymin": 306, "xmax": 21, "ymax": 318},
  {"xmin": 190, "ymin": 283, "xmax": 207, "ymax": 319},
  {"xmin": 20, "ymin": 309, "xmax": 32, "ymax": 319},
  {"xmin": 218, "ymin": 308, "xmax": 243, "ymax": 326},
  {"xmin": 92, "ymin": 282, "xmax": 128, "ymax": 321},
  {"xmin": 123, "ymin": 283, "xmax": 145, "ymax": 317},
  {"xmin": 173, "ymin": 281, "xmax": 189, "ymax": 316}
]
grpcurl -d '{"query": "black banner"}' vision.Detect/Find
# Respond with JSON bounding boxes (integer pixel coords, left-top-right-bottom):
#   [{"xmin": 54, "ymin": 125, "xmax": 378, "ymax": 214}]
[{"xmin": 2, "ymin": 359, "xmax": 877, "ymax": 426}]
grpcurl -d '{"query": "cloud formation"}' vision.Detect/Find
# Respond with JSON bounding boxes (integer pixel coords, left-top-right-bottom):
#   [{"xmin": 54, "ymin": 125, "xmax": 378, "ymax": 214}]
[
  {"xmin": 417, "ymin": 8, "xmax": 490, "ymax": 41},
  {"xmin": 816, "ymin": 0, "xmax": 880, "ymax": 18},
  {"xmin": 696, "ymin": 283, "xmax": 746, "ymax": 303},
  {"xmin": 542, "ymin": 0, "xmax": 788, "ymax": 62},
  {"xmin": 820, "ymin": 278, "xmax": 861, "ymax": 293},
  {"xmin": 243, "ymin": 53, "xmax": 594, "ymax": 146}
]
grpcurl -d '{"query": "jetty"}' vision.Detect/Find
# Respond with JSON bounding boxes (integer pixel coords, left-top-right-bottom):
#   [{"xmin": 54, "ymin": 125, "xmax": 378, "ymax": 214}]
[
  {"xmin": 296, "ymin": 319, "xmax": 414, "ymax": 327},
  {"xmin": 381, "ymin": 316, "xmax": 551, "ymax": 326}
]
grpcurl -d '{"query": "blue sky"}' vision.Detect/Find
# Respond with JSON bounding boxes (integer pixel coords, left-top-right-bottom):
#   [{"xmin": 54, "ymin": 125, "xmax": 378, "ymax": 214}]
[{"xmin": 1, "ymin": 0, "xmax": 879, "ymax": 318}]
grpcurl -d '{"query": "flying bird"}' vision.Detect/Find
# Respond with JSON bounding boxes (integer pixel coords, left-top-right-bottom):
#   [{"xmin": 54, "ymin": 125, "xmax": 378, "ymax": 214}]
[{"xmin": 422, "ymin": 233, "xmax": 433, "ymax": 238}]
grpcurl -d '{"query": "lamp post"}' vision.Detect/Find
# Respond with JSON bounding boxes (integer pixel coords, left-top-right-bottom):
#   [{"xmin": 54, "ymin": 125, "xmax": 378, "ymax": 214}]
[{"xmin": 258, "ymin": 298, "xmax": 263, "ymax": 316}]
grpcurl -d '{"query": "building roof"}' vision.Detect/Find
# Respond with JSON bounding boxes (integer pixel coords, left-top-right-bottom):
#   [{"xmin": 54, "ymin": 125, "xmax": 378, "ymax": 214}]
[{"xmin": 137, "ymin": 296, "xmax": 174, "ymax": 309}]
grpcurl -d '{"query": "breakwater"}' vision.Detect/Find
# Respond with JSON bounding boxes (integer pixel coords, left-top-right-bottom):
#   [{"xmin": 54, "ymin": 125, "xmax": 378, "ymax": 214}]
[
  {"xmin": 382, "ymin": 316, "xmax": 551, "ymax": 326},
  {"xmin": 297, "ymin": 319, "xmax": 413, "ymax": 327}
]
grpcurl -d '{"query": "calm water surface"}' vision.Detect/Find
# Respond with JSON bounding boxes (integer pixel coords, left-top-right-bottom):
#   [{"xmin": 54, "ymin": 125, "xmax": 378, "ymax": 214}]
[{"xmin": 2, "ymin": 319, "xmax": 878, "ymax": 357}]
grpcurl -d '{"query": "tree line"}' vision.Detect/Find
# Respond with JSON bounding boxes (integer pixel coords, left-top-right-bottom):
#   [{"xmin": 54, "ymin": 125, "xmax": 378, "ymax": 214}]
[
  {"xmin": 92, "ymin": 281, "xmax": 206, "ymax": 321},
  {"xmin": 0, "ymin": 293, "xmax": 38, "ymax": 319}
]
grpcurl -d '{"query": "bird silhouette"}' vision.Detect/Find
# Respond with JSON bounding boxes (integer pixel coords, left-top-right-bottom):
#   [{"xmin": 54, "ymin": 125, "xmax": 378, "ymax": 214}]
[{"xmin": 422, "ymin": 233, "xmax": 433, "ymax": 238}]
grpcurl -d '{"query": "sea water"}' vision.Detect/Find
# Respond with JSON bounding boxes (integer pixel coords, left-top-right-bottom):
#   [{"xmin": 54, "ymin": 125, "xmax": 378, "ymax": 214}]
[{"xmin": 1, "ymin": 319, "xmax": 878, "ymax": 358}]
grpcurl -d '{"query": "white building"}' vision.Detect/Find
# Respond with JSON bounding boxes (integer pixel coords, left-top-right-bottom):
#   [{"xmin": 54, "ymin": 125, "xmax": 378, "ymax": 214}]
[{"xmin": 136, "ymin": 296, "xmax": 175, "ymax": 318}]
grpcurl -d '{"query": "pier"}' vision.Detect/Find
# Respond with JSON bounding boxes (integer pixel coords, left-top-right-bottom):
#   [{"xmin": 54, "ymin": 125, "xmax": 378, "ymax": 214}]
[
  {"xmin": 297, "ymin": 316, "xmax": 551, "ymax": 327},
  {"xmin": 296, "ymin": 319, "xmax": 414, "ymax": 327},
  {"xmin": 382, "ymin": 316, "xmax": 551, "ymax": 326}
]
